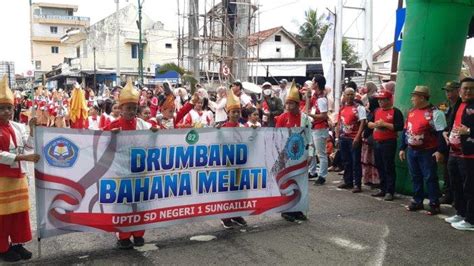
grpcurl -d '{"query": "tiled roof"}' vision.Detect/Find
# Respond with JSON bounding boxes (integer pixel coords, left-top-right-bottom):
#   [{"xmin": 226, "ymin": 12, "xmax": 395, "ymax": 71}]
[{"xmin": 247, "ymin": 26, "xmax": 304, "ymax": 48}]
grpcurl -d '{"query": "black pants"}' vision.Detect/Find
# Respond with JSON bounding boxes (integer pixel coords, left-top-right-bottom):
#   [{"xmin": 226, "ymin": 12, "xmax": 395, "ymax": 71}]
[
  {"xmin": 461, "ymin": 158, "xmax": 474, "ymax": 224},
  {"xmin": 374, "ymin": 140, "xmax": 397, "ymax": 195},
  {"xmin": 448, "ymin": 156, "xmax": 466, "ymax": 216}
]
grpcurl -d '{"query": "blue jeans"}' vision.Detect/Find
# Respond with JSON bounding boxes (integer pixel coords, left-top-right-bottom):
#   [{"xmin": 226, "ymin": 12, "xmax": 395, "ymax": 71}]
[
  {"xmin": 308, "ymin": 128, "xmax": 329, "ymax": 179},
  {"xmin": 340, "ymin": 137, "xmax": 362, "ymax": 187},
  {"xmin": 374, "ymin": 140, "xmax": 397, "ymax": 195},
  {"xmin": 406, "ymin": 148, "xmax": 440, "ymax": 205}
]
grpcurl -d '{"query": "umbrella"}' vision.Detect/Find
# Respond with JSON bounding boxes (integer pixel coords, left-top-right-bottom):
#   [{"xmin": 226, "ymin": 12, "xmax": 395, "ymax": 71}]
[{"xmin": 242, "ymin": 81, "xmax": 262, "ymax": 94}]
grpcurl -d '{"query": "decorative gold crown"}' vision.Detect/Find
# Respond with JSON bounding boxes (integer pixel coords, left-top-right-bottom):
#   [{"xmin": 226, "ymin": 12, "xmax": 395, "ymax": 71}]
[
  {"xmin": 226, "ymin": 89, "xmax": 241, "ymax": 111},
  {"xmin": 119, "ymin": 77, "xmax": 140, "ymax": 105},
  {"xmin": 286, "ymin": 79, "xmax": 300, "ymax": 103},
  {"xmin": 0, "ymin": 75, "xmax": 14, "ymax": 105}
]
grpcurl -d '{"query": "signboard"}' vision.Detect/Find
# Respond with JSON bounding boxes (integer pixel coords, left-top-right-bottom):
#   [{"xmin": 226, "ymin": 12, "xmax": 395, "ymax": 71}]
[{"xmin": 35, "ymin": 127, "xmax": 310, "ymax": 238}]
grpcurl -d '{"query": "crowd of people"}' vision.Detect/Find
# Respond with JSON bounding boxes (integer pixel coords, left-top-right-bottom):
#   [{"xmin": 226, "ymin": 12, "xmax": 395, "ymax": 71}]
[{"xmin": 1, "ymin": 72, "xmax": 473, "ymax": 261}]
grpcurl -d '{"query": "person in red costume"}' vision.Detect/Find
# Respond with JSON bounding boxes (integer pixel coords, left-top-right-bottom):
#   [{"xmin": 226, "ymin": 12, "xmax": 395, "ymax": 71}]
[
  {"xmin": 103, "ymin": 78, "xmax": 158, "ymax": 250},
  {"xmin": 0, "ymin": 75, "xmax": 40, "ymax": 262},
  {"xmin": 156, "ymin": 82, "xmax": 196, "ymax": 130},
  {"xmin": 275, "ymin": 80, "xmax": 313, "ymax": 222},
  {"xmin": 216, "ymin": 89, "xmax": 248, "ymax": 228}
]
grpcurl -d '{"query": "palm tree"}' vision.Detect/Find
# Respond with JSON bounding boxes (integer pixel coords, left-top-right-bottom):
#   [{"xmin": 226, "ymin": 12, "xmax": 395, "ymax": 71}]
[
  {"xmin": 157, "ymin": 63, "xmax": 198, "ymax": 93},
  {"xmin": 297, "ymin": 8, "xmax": 359, "ymax": 67},
  {"xmin": 297, "ymin": 9, "xmax": 326, "ymax": 58}
]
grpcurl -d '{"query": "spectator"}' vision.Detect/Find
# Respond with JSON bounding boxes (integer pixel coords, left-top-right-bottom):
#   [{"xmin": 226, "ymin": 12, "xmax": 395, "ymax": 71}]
[
  {"xmin": 399, "ymin": 85, "xmax": 447, "ymax": 215},
  {"xmin": 260, "ymin": 82, "xmax": 283, "ymax": 127}
]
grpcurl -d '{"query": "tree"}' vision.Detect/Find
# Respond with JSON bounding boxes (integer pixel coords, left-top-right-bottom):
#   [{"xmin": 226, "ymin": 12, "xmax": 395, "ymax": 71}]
[
  {"xmin": 297, "ymin": 9, "xmax": 326, "ymax": 58},
  {"xmin": 296, "ymin": 8, "xmax": 360, "ymax": 67},
  {"xmin": 157, "ymin": 63, "xmax": 198, "ymax": 93}
]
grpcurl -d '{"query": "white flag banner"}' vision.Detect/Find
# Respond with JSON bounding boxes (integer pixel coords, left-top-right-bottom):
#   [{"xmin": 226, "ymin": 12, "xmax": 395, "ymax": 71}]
[
  {"xmin": 34, "ymin": 127, "xmax": 310, "ymax": 238},
  {"xmin": 320, "ymin": 12, "xmax": 336, "ymax": 100}
]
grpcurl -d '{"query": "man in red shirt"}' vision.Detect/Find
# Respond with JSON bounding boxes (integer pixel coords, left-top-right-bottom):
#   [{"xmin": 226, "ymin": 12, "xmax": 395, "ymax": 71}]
[
  {"xmin": 103, "ymin": 78, "xmax": 158, "ymax": 249},
  {"xmin": 307, "ymin": 75, "xmax": 329, "ymax": 185},
  {"xmin": 275, "ymin": 81, "xmax": 312, "ymax": 222},
  {"xmin": 336, "ymin": 87, "xmax": 367, "ymax": 193},
  {"xmin": 399, "ymin": 86, "xmax": 447, "ymax": 215},
  {"xmin": 368, "ymin": 90, "xmax": 404, "ymax": 201},
  {"xmin": 446, "ymin": 78, "xmax": 474, "ymax": 231}
]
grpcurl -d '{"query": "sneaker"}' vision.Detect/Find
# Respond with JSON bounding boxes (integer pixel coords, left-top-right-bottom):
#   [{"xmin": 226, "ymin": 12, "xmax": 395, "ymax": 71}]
[
  {"xmin": 308, "ymin": 173, "xmax": 318, "ymax": 180},
  {"xmin": 133, "ymin": 236, "xmax": 145, "ymax": 247},
  {"xmin": 337, "ymin": 183, "xmax": 353, "ymax": 189},
  {"xmin": 10, "ymin": 245, "xmax": 32, "ymax": 260},
  {"xmin": 352, "ymin": 186, "xmax": 362, "ymax": 193},
  {"xmin": 314, "ymin": 178, "xmax": 326, "ymax": 186},
  {"xmin": 117, "ymin": 239, "xmax": 134, "ymax": 250},
  {"xmin": 231, "ymin": 217, "xmax": 247, "ymax": 226},
  {"xmin": 281, "ymin": 213, "xmax": 296, "ymax": 222},
  {"xmin": 371, "ymin": 191, "xmax": 385, "ymax": 197},
  {"xmin": 383, "ymin": 194, "xmax": 394, "ymax": 201},
  {"xmin": 221, "ymin": 218, "xmax": 234, "ymax": 229},
  {"xmin": 0, "ymin": 248, "xmax": 21, "ymax": 262},
  {"xmin": 328, "ymin": 166, "xmax": 336, "ymax": 172},
  {"xmin": 451, "ymin": 220, "xmax": 474, "ymax": 231},
  {"xmin": 294, "ymin": 212, "xmax": 308, "ymax": 221},
  {"xmin": 406, "ymin": 202, "xmax": 424, "ymax": 211},
  {"xmin": 445, "ymin": 215, "xmax": 464, "ymax": 224},
  {"xmin": 337, "ymin": 170, "xmax": 345, "ymax": 175},
  {"xmin": 427, "ymin": 204, "xmax": 441, "ymax": 216}
]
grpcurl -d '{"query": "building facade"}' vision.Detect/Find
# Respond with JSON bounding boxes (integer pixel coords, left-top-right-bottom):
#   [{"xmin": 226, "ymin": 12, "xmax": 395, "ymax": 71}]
[
  {"xmin": 62, "ymin": 4, "xmax": 177, "ymax": 86},
  {"xmin": 31, "ymin": 2, "xmax": 90, "ymax": 75}
]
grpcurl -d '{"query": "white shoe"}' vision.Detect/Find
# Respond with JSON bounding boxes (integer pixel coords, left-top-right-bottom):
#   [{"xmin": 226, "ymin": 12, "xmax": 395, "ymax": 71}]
[
  {"xmin": 451, "ymin": 220, "xmax": 474, "ymax": 231},
  {"xmin": 445, "ymin": 215, "xmax": 464, "ymax": 224}
]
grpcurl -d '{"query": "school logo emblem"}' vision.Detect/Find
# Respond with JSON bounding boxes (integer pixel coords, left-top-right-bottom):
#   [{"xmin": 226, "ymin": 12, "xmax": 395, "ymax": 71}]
[
  {"xmin": 286, "ymin": 133, "xmax": 305, "ymax": 160},
  {"xmin": 44, "ymin": 137, "xmax": 79, "ymax": 168}
]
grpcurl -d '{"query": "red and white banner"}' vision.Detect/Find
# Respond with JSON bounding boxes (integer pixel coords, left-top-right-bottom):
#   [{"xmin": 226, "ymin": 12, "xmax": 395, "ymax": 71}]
[{"xmin": 34, "ymin": 127, "xmax": 309, "ymax": 238}]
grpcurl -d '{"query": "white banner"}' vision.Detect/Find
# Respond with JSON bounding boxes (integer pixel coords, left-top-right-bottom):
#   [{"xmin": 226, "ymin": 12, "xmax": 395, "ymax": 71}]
[
  {"xmin": 320, "ymin": 13, "xmax": 336, "ymax": 92},
  {"xmin": 34, "ymin": 127, "xmax": 310, "ymax": 238}
]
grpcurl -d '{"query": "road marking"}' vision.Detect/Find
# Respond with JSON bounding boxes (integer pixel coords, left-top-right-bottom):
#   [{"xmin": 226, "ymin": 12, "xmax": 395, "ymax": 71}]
[
  {"xmin": 370, "ymin": 225, "xmax": 389, "ymax": 266},
  {"xmin": 330, "ymin": 237, "xmax": 368, "ymax": 251},
  {"xmin": 190, "ymin": 235, "xmax": 217, "ymax": 242},
  {"xmin": 135, "ymin": 244, "xmax": 159, "ymax": 252}
]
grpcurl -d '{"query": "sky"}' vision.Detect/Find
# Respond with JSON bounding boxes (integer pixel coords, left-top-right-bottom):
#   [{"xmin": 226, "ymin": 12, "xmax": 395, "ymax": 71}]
[{"xmin": 0, "ymin": 0, "xmax": 472, "ymax": 74}]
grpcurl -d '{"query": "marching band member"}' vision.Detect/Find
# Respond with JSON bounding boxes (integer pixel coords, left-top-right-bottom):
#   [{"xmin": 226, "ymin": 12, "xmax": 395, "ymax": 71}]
[
  {"xmin": 103, "ymin": 78, "xmax": 158, "ymax": 250},
  {"xmin": 0, "ymin": 75, "xmax": 40, "ymax": 262},
  {"xmin": 275, "ymin": 80, "xmax": 313, "ymax": 222}
]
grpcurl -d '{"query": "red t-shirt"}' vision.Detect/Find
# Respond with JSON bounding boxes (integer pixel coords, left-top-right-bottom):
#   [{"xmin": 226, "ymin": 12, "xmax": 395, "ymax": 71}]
[
  {"xmin": 275, "ymin": 112, "xmax": 301, "ymax": 128},
  {"xmin": 373, "ymin": 108, "xmax": 397, "ymax": 141},
  {"xmin": 449, "ymin": 102, "xmax": 467, "ymax": 157}
]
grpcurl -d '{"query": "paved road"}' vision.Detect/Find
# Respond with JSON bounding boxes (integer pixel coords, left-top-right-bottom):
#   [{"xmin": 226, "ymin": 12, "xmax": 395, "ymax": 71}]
[{"xmin": 22, "ymin": 168, "xmax": 474, "ymax": 265}]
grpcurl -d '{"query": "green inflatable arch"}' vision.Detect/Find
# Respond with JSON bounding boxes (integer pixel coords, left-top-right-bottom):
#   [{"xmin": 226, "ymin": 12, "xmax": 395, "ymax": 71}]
[{"xmin": 395, "ymin": 0, "xmax": 474, "ymax": 194}]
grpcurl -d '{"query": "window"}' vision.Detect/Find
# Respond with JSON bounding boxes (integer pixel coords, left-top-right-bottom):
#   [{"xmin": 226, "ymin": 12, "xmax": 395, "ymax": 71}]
[
  {"xmin": 35, "ymin": 60, "xmax": 41, "ymax": 70},
  {"xmin": 275, "ymin": 35, "xmax": 281, "ymax": 42},
  {"xmin": 131, "ymin": 44, "xmax": 138, "ymax": 59},
  {"xmin": 76, "ymin": 46, "xmax": 80, "ymax": 58},
  {"xmin": 276, "ymin": 48, "xmax": 281, "ymax": 52},
  {"xmin": 165, "ymin": 43, "xmax": 172, "ymax": 49},
  {"xmin": 50, "ymin": 26, "xmax": 58, "ymax": 34},
  {"xmin": 51, "ymin": 46, "xmax": 59, "ymax": 54}
]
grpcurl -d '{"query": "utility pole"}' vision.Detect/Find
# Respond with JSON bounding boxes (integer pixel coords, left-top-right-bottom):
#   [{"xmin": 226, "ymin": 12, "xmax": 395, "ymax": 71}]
[
  {"xmin": 390, "ymin": 0, "xmax": 404, "ymax": 81},
  {"xmin": 137, "ymin": 0, "xmax": 144, "ymax": 85},
  {"xmin": 93, "ymin": 47, "xmax": 97, "ymax": 92},
  {"xmin": 233, "ymin": 0, "xmax": 250, "ymax": 82},
  {"xmin": 188, "ymin": 0, "xmax": 199, "ymax": 84},
  {"xmin": 364, "ymin": 0, "xmax": 373, "ymax": 71},
  {"xmin": 335, "ymin": 0, "xmax": 343, "ymax": 114},
  {"xmin": 115, "ymin": 0, "xmax": 121, "ymax": 86},
  {"xmin": 7, "ymin": 63, "xmax": 11, "ymax": 89}
]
